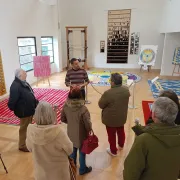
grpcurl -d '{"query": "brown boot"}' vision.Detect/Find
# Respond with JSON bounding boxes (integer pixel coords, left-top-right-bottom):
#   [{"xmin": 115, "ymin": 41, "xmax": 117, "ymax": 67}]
[{"xmin": 19, "ymin": 147, "xmax": 29, "ymax": 152}]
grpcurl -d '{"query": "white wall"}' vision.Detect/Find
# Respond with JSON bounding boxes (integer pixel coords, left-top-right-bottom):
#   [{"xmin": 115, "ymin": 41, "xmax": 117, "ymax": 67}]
[
  {"xmin": 0, "ymin": 0, "xmax": 60, "ymax": 92},
  {"xmin": 159, "ymin": 0, "xmax": 180, "ymax": 76},
  {"xmin": 161, "ymin": 0, "xmax": 180, "ymax": 33},
  {"xmin": 59, "ymin": 0, "xmax": 165, "ymax": 69},
  {"xmin": 160, "ymin": 33, "xmax": 180, "ymax": 76}
]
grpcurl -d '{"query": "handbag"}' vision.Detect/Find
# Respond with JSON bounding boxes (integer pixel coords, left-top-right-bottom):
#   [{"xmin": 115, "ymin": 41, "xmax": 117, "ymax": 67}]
[
  {"xmin": 81, "ymin": 131, "xmax": 99, "ymax": 154},
  {"xmin": 68, "ymin": 157, "xmax": 77, "ymax": 180}
]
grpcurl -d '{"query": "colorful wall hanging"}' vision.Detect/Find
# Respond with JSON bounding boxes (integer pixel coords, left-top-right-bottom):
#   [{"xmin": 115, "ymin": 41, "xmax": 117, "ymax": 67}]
[
  {"xmin": 172, "ymin": 47, "xmax": 180, "ymax": 65},
  {"xmin": 138, "ymin": 45, "xmax": 158, "ymax": 70},
  {"xmin": 33, "ymin": 56, "xmax": 51, "ymax": 77}
]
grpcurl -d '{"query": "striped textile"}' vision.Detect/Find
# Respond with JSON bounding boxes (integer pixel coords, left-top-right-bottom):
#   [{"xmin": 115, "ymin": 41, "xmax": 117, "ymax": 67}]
[{"xmin": 0, "ymin": 88, "xmax": 69, "ymax": 125}]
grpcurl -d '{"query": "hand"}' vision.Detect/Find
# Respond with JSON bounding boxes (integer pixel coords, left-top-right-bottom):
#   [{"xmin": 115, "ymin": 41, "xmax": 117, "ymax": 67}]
[
  {"xmin": 71, "ymin": 84, "xmax": 76, "ymax": 88},
  {"xmin": 78, "ymin": 84, "xmax": 84, "ymax": 88},
  {"xmin": 134, "ymin": 118, "xmax": 140, "ymax": 125}
]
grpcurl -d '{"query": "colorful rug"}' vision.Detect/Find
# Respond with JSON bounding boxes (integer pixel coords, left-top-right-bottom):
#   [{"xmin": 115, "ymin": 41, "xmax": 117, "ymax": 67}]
[
  {"xmin": 142, "ymin": 100, "xmax": 153, "ymax": 124},
  {"xmin": 148, "ymin": 79, "xmax": 180, "ymax": 100},
  {"xmin": 0, "ymin": 88, "xmax": 69, "ymax": 125},
  {"xmin": 88, "ymin": 71, "xmax": 141, "ymax": 86}
]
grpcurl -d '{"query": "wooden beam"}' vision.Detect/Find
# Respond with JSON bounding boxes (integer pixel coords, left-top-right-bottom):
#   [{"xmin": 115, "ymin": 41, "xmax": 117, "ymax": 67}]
[{"xmin": 66, "ymin": 28, "xmax": 70, "ymax": 69}]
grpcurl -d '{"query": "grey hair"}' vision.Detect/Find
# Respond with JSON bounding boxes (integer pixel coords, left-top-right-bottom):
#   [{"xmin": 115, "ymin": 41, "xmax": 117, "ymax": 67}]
[
  {"xmin": 152, "ymin": 97, "xmax": 178, "ymax": 124},
  {"xmin": 111, "ymin": 73, "xmax": 122, "ymax": 85},
  {"xmin": 34, "ymin": 101, "xmax": 57, "ymax": 125},
  {"xmin": 15, "ymin": 68, "xmax": 23, "ymax": 78}
]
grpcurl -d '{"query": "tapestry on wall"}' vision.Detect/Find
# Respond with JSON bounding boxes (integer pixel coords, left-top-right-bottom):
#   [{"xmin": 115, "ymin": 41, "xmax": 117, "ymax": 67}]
[
  {"xmin": 130, "ymin": 32, "xmax": 140, "ymax": 55},
  {"xmin": 0, "ymin": 51, "xmax": 6, "ymax": 96},
  {"xmin": 107, "ymin": 9, "xmax": 131, "ymax": 63},
  {"xmin": 172, "ymin": 47, "xmax": 180, "ymax": 65},
  {"xmin": 138, "ymin": 45, "xmax": 158, "ymax": 70}
]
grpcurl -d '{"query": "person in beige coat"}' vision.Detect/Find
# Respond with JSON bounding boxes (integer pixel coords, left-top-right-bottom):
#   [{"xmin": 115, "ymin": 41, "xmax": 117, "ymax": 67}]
[
  {"xmin": 26, "ymin": 101, "xmax": 73, "ymax": 180},
  {"xmin": 61, "ymin": 87, "xmax": 92, "ymax": 175}
]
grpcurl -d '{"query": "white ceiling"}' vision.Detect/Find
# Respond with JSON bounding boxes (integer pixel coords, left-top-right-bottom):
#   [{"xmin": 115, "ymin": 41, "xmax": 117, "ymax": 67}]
[{"xmin": 39, "ymin": 0, "xmax": 57, "ymax": 5}]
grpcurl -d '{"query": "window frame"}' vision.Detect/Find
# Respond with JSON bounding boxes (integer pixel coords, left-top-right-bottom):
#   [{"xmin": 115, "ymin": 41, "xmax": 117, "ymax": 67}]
[
  {"xmin": 17, "ymin": 36, "xmax": 37, "ymax": 72},
  {"xmin": 41, "ymin": 36, "xmax": 55, "ymax": 64}
]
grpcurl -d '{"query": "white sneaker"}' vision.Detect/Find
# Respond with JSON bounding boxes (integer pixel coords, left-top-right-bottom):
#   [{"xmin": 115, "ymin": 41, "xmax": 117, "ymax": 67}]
[{"xmin": 106, "ymin": 148, "xmax": 117, "ymax": 157}]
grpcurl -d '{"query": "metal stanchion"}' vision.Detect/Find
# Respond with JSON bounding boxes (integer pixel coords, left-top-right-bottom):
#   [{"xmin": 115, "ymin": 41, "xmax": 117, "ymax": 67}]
[
  {"xmin": 128, "ymin": 80, "xmax": 137, "ymax": 109},
  {"xmin": 85, "ymin": 85, "xmax": 91, "ymax": 104},
  {"xmin": 0, "ymin": 154, "xmax": 8, "ymax": 174}
]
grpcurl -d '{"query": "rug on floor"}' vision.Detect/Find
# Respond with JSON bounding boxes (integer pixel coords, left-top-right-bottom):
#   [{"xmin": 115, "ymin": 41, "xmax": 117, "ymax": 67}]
[
  {"xmin": 88, "ymin": 70, "xmax": 141, "ymax": 86},
  {"xmin": 0, "ymin": 88, "xmax": 69, "ymax": 125},
  {"xmin": 148, "ymin": 79, "xmax": 180, "ymax": 100}
]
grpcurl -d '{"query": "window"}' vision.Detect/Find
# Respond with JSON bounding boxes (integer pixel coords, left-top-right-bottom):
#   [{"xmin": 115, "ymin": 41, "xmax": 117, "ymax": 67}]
[
  {"xmin": 41, "ymin": 37, "xmax": 54, "ymax": 63},
  {"xmin": 17, "ymin": 37, "xmax": 37, "ymax": 72}
]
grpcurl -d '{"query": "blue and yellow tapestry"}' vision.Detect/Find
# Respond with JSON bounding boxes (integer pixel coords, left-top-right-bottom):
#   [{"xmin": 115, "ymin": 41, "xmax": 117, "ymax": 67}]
[
  {"xmin": 173, "ymin": 47, "xmax": 180, "ymax": 65},
  {"xmin": 148, "ymin": 79, "xmax": 180, "ymax": 100}
]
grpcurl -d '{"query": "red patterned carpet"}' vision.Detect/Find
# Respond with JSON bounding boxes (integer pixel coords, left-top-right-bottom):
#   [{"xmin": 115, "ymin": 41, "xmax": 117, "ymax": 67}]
[{"xmin": 0, "ymin": 88, "xmax": 69, "ymax": 125}]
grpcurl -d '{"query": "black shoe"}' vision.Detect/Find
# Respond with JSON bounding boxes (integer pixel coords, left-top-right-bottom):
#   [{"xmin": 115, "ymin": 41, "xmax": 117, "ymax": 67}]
[
  {"xmin": 19, "ymin": 147, "xmax": 29, "ymax": 152},
  {"xmin": 79, "ymin": 166, "xmax": 92, "ymax": 175}
]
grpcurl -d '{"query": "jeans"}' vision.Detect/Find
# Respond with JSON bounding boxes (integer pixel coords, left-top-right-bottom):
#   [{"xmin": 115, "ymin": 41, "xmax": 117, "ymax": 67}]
[
  {"xmin": 70, "ymin": 147, "xmax": 87, "ymax": 174},
  {"xmin": 106, "ymin": 126, "xmax": 125, "ymax": 154},
  {"xmin": 80, "ymin": 89, "xmax": 85, "ymax": 100}
]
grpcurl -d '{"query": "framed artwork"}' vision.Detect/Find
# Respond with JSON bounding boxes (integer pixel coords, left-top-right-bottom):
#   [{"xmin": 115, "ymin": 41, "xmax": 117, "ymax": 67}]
[
  {"xmin": 107, "ymin": 9, "xmax": 131, "ymax": 63},
  {"xmin": 138, "ymin": 45, "xmax": 158, "ymax": 70},
  {"xmin": 130, "ymin": 32, "xmax": 140, "ymax": 55}
]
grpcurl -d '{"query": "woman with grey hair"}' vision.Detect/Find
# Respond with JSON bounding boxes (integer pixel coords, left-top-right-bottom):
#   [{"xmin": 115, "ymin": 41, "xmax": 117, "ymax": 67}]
[
  {"xmin": 124, "ymin": 97, "xmax": 180, "ymax": 180},
  {"xmin": 133, "ymin": 90, "xmax": 180, "ymax": 136},
  {"xmin": 26, "ymin": 101, "xmax": 73, "ymax": 180},
  {"xmin": 146, "ymin": 89, "xmax": 180, "ymax": 125}
]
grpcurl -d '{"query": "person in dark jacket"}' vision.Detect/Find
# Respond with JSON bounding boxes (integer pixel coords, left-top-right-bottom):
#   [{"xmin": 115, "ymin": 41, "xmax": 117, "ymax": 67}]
[
  {"xmin": 124, "ymin": 97, "xmax": 180, "ymax": 180},
  {"xmin": 146, "ymin": 90, "xmax": 180, "ymax": 125},
  {"xmin": 8, "ymin": 68, "xmax": 38, "ymax": 152},
  {"xmin": 98, "ymin": 73, "xmax": 130, "ymax": 156}
]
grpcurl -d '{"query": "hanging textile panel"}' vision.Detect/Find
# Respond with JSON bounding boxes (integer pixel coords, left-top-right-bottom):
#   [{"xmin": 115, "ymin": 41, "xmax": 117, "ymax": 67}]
[
  {"xmin": 33, "ymin": 56, "xmax": 51, "ymax": 77},
  {"xmin": 0, "ymin": 51, "xmax": 6, "ymax": 96},
  {"xmin": 173, "ymin": 47, "xmax": 180, "ymax": 65},
  {"xmin": 72, "ymin": 30, "xmax": 83, "ymax": 59},
  {"xmin": 107, "ymin": 9, "xmax": 131, "ymax": 63},
  {"xmin": 138, "ymin": 45, "xmax": 158, "ymax": 70}
]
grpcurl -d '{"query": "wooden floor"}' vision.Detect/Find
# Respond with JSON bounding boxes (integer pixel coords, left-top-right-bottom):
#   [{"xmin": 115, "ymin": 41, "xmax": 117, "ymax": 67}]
[{"xmin": 0, "ymin": 69, "xmax": 178, "ymax": 180}]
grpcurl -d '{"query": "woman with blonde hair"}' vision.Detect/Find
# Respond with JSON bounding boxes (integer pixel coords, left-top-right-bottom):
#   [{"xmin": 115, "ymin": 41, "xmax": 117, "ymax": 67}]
[{"xmin": 26, "ymin": 101, "xmax": 73, "ymax": 180}]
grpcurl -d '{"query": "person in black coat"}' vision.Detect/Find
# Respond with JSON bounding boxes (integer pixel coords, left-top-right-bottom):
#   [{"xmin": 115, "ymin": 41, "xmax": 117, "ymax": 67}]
[{"xmin": 8, "ymin": 68, "xmax": 38, "ymax": 152}]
